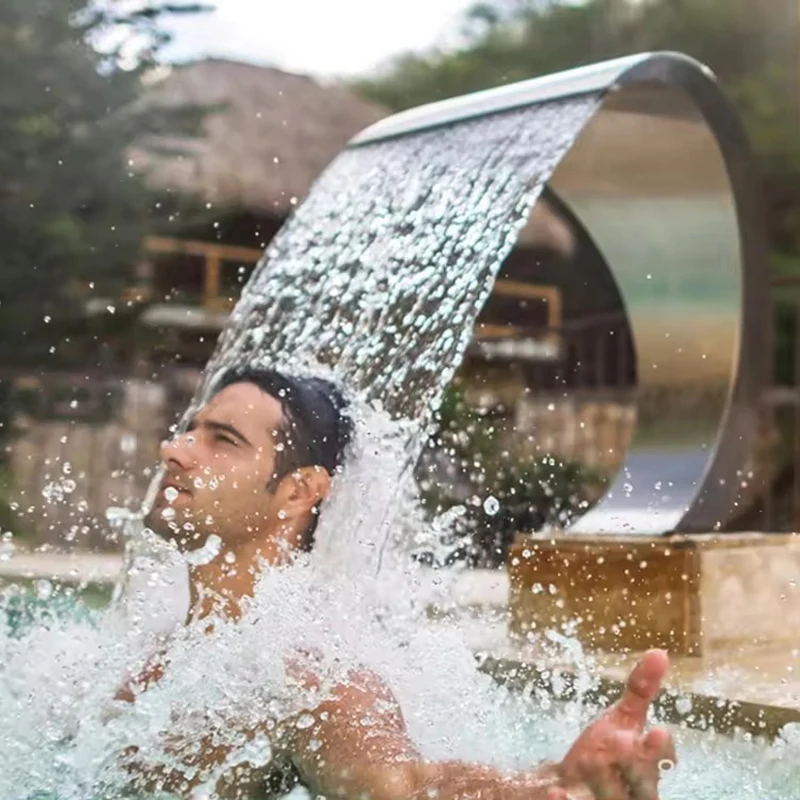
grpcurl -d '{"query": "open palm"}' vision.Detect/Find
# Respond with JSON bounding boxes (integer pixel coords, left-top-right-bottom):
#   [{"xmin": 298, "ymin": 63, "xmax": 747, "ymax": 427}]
[{"xmin": 549, "ymin": 650, "xmax": 677, "ymax": 800}]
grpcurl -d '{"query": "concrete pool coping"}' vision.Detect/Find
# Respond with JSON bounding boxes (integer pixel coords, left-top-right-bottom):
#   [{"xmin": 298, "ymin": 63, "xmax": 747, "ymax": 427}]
[
  {"xmin": 476, "ymin": 646, "xmax": 800, "ymax": 742},
  {"xmin": 0, "ymin": 549, "xmax": 123, "ymax": 584},
  {"xmin": 2, "ymin": 551, "xmax": 799, "ymax": 739}
]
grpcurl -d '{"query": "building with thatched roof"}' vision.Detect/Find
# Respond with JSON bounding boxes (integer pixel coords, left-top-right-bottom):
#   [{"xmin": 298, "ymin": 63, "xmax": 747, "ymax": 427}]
[
  {"xmin": 121, "ymin": 57, "xmax": 627, "ymax": 417},
  {"xmin": 129, "ymin": 58, "xmax": 386, "ymax": 217},
  {"xmin": 121, "ymin": 58, "xmax": 587, "ymax": 367},
  {"xmin": 122, "ymin": 58, "xmax": 386, "ymax": 360}
]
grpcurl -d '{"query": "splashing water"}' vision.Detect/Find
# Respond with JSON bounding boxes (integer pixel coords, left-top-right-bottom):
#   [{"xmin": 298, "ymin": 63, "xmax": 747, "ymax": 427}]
[
  {"xmin": 203, "ymin": 98, "xmax": 598, "ymax": 421},
  {"xmin": 2, "ymin": 96, "xmax": 799, "ymax": 799}
]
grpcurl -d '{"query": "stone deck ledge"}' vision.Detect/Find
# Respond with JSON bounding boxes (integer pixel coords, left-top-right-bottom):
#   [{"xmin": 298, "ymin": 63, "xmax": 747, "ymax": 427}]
[{"xmin": 0, "ymin": 549, "xmax": 123, "ymax": 584}]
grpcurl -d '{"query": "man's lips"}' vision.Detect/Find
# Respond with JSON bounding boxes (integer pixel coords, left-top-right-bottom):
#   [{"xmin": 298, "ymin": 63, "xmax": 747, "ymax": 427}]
[{"xmin": 160, "ymin": 478, "xmax": 193, "ymax": 497}]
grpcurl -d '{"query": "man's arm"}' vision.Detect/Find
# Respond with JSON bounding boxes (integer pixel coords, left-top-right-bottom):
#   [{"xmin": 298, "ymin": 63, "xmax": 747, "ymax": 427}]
[
  {"xmin": 289, "ymin": 651, "xmax": 675, "ymax": 800},
  {"xmin": 288, "ymin": 669, "xmax": 560, "ymax": 800}
]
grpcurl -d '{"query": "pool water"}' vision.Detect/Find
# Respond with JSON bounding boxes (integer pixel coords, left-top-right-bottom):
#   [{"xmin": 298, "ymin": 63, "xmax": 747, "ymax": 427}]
[
  {"xmin": 2, "ymin": 580, "xmax": 800, "ymax": 800},
  {"xmin": 0, "ymin": 580, "xmax": 111, "ymax": 638}
]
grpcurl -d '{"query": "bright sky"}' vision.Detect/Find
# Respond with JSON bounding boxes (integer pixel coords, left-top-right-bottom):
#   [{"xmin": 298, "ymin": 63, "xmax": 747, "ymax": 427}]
[{"xmin": 162, "ymin": 0, "xmax": 477, "ymax": 77}]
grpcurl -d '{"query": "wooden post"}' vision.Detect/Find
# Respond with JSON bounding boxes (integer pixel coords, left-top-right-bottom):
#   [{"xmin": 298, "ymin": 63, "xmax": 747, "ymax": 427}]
[{"xmin": 204, "ymin": 253, "xmax": 221, "ymax": 308}]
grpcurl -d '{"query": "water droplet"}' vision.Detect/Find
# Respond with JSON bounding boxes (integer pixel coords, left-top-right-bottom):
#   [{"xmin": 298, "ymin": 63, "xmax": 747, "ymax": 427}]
[
  {"xmin": 35, "ymin": 579, "xmax": 53, "ymax": 600},
  {"xmin": 0, "ymin": 537, "xmax": 15, "ymax": 562},
  {"xmin": 483, "ymin": 495, "xmax": 500, "ymax": 516},
  {"xmin": 675, "ymin": 696, "xmax": 693, "ymax": 715},
  {"xmin": 120, "ymin": 434, "xmax": 137, "ymax": 454},
  {"xmin": 185, "ymin": 534, "xmax": 222, "ymax": 566}
]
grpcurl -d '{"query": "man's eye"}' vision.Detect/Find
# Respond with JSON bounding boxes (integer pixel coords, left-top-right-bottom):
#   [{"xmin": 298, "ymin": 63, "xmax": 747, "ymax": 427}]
[{"xmin": 216, "ymin": 434, "xmax": 237, "ymax": 446}]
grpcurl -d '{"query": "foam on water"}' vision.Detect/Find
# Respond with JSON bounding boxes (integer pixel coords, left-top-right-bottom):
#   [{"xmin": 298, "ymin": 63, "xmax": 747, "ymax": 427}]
[{"xmin": 2, "ymin": 96, "xmax": 799, "ymax": 799}]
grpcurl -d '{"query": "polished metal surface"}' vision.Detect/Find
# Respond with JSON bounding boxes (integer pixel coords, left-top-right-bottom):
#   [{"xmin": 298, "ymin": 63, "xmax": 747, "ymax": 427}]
[
  {"xmin": 351, "ymin": 52, "xmax": 769, "ymax": 534},
  {"xmin": 350, "ymin": 52, "xmax": 712, "ymax": 147},
  {"xmin": 350, "ymin": 53, "xmax": 645, "ymax": 146}
]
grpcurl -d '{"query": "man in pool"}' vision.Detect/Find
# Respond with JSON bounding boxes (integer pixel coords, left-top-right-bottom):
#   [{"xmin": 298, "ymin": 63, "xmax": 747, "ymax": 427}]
[{"xmin": 126, "ymin": 366, "xmax": 676, "ymax": 800}]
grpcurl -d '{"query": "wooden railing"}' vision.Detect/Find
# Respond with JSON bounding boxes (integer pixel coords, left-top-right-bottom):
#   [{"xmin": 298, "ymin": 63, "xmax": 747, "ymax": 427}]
[{"xmin": 141, "ymin": 236, "xmax": 264, "ymax": 309}]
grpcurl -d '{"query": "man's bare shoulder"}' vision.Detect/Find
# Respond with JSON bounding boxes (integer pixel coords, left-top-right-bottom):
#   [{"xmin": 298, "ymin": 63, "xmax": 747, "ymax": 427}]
[
  {"xmin": 284, "ymin": 648, "xmax": 417, "ymax": 777},
  {"xmin": 286, "ymin": 649, "xmax": 406, "ymax": 732}
]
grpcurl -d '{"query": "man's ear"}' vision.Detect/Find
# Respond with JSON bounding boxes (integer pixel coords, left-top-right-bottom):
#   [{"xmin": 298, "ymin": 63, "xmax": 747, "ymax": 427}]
[
  {"xmin": 273, "ymin": 466, "xmax": 331, "ymax": 519},
  {"xmin": 294, "ymin": 465, "xmax": 331, "ymax": 508}
]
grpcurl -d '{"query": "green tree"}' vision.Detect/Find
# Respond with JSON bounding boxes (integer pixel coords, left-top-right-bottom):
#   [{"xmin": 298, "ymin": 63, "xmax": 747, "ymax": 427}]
[{"xmin": 0, "ymin": 0, "xmax": 208, "ymax": 363}]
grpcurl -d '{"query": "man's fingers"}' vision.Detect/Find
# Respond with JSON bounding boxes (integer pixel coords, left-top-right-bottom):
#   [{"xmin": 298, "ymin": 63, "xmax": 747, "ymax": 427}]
[
  {"xmin": 546, "ymin": 788, "xmax": 593, "ymax": 800},
  {"xmin": 584, "ymin": 764, "xmax": 630, "ymax": 800},
  {"xmin": 564, "ymin": 731, "xmax": 637, "ymax": 800},
  {"xmin": 613, "ymin": 649, "xmax": 669, "ymax": 728},
  {"xmin": 621, "ymin": 727, "xmax": 677, "ymax": 800},
  {"xmin": 643, "ymin": 726, "xmax": 677, "ymax": 767}
]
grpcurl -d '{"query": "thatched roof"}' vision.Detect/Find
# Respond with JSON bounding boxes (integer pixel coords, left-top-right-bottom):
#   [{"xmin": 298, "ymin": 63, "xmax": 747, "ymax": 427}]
[
  {"xmin": 128, "ymin": 59, "xmax": 387, "ymax": 216},
  {"xmin": 128, "ymin": 60, "xmax": 576, "ymax": 254}
]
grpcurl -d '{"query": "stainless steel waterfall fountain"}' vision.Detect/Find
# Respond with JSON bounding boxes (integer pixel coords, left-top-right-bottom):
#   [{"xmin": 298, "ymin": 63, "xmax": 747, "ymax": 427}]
[{"xmin": 349, "ymin": 51, "xmax": 769, "ymax": 535}]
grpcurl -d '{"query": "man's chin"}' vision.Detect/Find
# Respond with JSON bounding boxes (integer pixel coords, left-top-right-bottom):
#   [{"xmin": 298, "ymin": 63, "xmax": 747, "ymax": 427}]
[{"xmin": 144, "ymin": 506, "xmax": 201, "ymax": 550}]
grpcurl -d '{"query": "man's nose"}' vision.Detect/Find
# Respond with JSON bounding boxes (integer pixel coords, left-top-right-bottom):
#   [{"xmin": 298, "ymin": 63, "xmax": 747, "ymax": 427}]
[{"xmin": 161, "ymin": 430, "xmax": 198, "ymax": 470}]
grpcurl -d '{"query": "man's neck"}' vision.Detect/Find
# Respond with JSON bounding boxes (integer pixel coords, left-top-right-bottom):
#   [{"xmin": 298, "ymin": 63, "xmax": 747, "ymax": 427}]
[{"xmin": 186, "ymin": 536, "xmax": 287, "ymax": 623}]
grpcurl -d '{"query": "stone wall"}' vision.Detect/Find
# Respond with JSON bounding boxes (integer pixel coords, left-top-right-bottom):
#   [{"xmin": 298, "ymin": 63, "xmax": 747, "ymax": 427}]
[
  {"xmin": 7, "ymin": 369, "xmax": 200, "ymax": 549},
  {"xmin": 514, "ymin": 394, "xmax": 636, "ymax": 474},
  {"xmin": 509, "ymin": 533, "xmax": 800, "ymax": 657}
]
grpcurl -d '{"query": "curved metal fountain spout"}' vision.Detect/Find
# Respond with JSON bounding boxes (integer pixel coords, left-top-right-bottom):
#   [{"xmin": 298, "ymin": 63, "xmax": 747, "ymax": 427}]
[{"xmin": 350, "ymin": 52, "xmax": 769, "ymax": 535}]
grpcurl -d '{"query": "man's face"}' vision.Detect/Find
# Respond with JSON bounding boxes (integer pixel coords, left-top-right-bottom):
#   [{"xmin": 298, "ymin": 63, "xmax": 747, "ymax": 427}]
[{"xmin": 146, "ymin": 382, "xmax": 286, "ymax": 551}]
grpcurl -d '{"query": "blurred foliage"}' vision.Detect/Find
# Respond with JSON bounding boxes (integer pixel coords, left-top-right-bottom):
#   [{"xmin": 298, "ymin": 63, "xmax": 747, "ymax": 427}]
[
  {"xmin": 0, "ymin": 0, "xmax": 209, "ymax": 363},
  {"xmin": 357, "ymin": 0, "xmax": 800, "ymax": 265},
  {"xmin": 416, "ymin": 384, "xmax": 603, "ymax": 567}
]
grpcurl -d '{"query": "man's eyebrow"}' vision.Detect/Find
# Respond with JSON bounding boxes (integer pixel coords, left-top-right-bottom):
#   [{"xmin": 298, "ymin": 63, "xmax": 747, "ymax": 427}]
[{"xmin": 202, "ymin": 419, "xmax": 252, "ymax": 447}]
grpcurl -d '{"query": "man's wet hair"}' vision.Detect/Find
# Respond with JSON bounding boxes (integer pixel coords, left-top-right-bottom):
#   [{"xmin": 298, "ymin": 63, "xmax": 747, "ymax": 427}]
[{"xmin": 212, "ymin": 366, "xmax": 353, "ymax": 549}]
